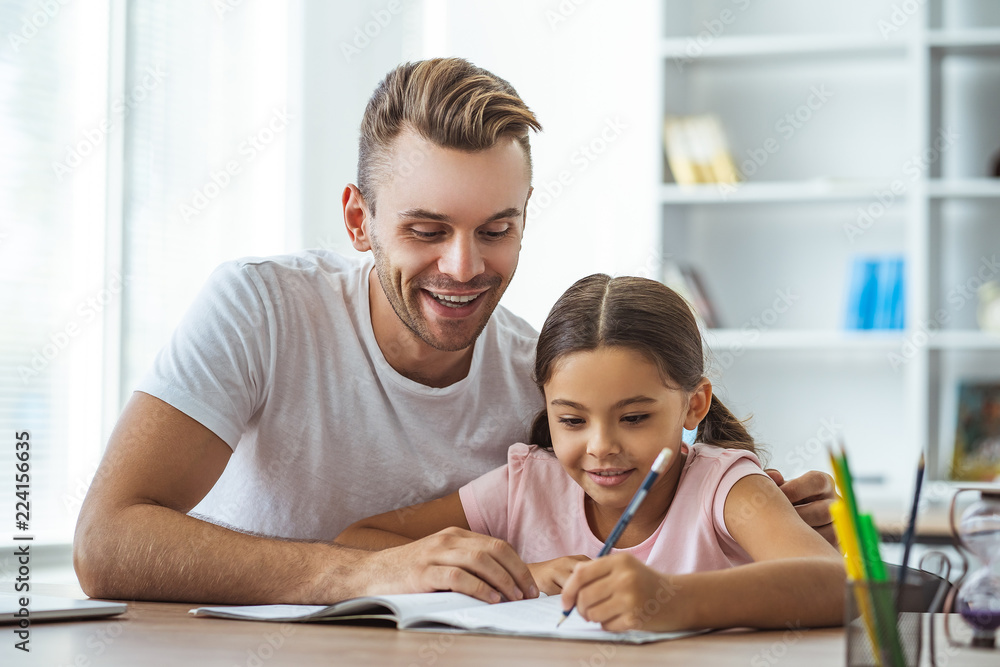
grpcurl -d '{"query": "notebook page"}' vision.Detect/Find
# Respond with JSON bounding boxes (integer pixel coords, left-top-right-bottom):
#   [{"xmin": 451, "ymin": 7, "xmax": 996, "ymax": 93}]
[{"xmin": 404, "ymin": 595, "xmax": 696, "ymax": 643}]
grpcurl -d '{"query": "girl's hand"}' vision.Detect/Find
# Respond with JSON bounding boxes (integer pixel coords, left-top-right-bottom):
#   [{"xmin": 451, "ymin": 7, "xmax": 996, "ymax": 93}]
[
  {"xmin": 560, "ymin": 553, "xmax": 686, "ymax": 632},
  {"xmin": 527, "ymin": 555, "xmax": 590, "ymax": 595}
]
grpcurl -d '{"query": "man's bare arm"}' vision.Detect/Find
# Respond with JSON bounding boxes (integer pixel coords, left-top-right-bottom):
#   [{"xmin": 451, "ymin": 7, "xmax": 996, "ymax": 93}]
[
  {"xmin": 73, "ymin": 392, "xmax": 357, "ymax": 603},
  {"xmin": 74, "ymin": 392, "xmax": 534, "ymax": 604}
]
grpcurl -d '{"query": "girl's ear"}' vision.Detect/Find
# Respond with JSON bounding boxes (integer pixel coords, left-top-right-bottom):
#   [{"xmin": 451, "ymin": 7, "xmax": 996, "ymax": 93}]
[{"xmin": 683, "ymin": 378, "xmax": 713, "ymax": 430}]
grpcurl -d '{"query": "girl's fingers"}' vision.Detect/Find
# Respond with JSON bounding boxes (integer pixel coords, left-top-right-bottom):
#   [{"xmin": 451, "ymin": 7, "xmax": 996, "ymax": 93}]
[{"xmin": 560, "ymin": 558, "xmax": 614, "ymax": 616}]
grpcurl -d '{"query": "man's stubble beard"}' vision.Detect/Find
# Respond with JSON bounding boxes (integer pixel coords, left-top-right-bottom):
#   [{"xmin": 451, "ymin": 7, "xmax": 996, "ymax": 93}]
[{"xmin": 369, "ymin": 231, "xmax": 514, "ymax": 353}]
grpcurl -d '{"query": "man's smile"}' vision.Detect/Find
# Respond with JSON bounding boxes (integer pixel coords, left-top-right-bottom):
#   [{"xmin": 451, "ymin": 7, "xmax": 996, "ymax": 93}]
[{"xmin": 420, "ymin": 287, "xmax": 488, "ymax": 318}]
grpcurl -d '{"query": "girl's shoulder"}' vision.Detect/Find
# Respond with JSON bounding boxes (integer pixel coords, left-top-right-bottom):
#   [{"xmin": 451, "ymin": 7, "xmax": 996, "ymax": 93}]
[
  {"xmin": 687, "ymin": 443, "xmax": 762, "ymax": 470},
  {"xmin": 683, "ymin": 444, "xmax": 766, "ymax": 491},
  {"xmin": 505, "ymin": 442, "xmax": 560, "ymax": 468},
  {"xmin": 503, "ymin": 443, "xmax": 568, "ymax": 491}
]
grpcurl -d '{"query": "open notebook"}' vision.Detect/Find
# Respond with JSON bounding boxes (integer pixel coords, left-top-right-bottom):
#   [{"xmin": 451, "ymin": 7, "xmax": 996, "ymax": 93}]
[{"xmin": 191, "ymin": 592, "xmax": 699, "ymax": 643}]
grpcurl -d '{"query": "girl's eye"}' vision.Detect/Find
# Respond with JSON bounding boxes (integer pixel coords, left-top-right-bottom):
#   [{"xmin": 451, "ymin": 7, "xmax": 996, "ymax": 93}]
[
  {"xmin": 622, "ymin": 414, "xmax": 649, "ymax": 425},
  {"xmin": 557, "ymin": 417, "xmax": 584, "ymax": 427}
]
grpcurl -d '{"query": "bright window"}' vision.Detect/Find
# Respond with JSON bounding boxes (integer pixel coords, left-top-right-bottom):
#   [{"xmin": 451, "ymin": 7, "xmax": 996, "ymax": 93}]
[{"xmin": 1, "ymin": 0, "xmax": 294, "ymax": 550}]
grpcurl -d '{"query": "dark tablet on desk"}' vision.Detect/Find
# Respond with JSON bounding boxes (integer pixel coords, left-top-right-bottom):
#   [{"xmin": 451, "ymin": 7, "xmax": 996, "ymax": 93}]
[{"xmin": 0, "ymin": 593, "xmax": 127, "ymax": 623}]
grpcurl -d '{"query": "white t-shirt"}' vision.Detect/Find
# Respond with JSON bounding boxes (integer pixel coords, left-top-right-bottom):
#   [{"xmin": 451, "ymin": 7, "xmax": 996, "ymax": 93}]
[{"xmin": 137, "ymin": 250, "xmax": 542, "ymax": 540}]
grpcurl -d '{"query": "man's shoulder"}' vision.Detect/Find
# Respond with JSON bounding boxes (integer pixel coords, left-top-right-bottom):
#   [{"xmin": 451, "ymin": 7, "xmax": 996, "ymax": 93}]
[
  {"xmin": 227, "ymin": 248, "xmax": 368, "ymax": 282},
  {"xmin": 488, "ymin": 303, "xmax": 539, "ymax": 346},
  {"xmin": 483, "ymin": 304, "xmax": 539, "ymax": 378},
  {"xmin": 202, "ymin": 249, "xmax": 370, "ymax": 305}
]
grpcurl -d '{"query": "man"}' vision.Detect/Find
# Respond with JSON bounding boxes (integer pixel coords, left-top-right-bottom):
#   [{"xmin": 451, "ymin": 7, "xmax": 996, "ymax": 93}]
[{"xmin": 74, "ymin": 58, "xmax": 836, "ymax": 605}]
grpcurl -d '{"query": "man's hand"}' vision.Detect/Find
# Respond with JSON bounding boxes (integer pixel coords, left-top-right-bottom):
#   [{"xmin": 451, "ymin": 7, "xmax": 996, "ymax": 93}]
[
  {"xmin": 766, "ymin": 468, "xmax": 839, "ymax": 546},
  {"xmin": 358, "ymin": 527, "xmax": 538, "ymax": 604},
  {"xmin": 527, "ymin": 555, "xmax": 590, "ymax": 595}
]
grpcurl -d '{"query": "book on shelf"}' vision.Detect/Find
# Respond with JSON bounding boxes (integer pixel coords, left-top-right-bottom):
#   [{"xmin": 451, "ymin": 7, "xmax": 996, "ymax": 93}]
[
  {"xmin": 950, "ymin": 382, "xmax": 1000, "ymax": 483},
  {"xmin": 662, "ymin": 260, "xmax": 719, "ymax": 329},
  {"xmin": 663, "ymin": 114, "xmax": 739, "ymax": 186},
  {"xmin": 845, "ymin": 256, "xmax": 904, "ymax": 331},
  {"xmin": 190, "ymin": 592, "xmax": 700, "ymax": 644}
]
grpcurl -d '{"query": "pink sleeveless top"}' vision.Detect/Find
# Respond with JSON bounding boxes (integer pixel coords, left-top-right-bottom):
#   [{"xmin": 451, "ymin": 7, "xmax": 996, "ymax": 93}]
[{"xmin": 458, "ymin": 443, "xmax": 769, "ymax": 573}]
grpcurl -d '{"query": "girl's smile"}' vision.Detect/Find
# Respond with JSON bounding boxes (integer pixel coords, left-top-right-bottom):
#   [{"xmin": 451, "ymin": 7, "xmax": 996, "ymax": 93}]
[{"xmin": 585, "ymin": 468, "xmax": 636, "ymax": 487}]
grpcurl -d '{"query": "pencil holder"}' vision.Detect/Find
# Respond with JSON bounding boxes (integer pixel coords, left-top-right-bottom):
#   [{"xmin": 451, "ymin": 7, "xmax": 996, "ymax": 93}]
[{"xmin": 845, "ymin": 580, "xmax": 920, "ymax": 667}]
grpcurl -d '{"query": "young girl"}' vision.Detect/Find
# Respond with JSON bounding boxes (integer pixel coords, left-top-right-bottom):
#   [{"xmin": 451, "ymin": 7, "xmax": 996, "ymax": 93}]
[{"xmin": 337, "ymin": 274, "xmax": 845, "ymax": 632}]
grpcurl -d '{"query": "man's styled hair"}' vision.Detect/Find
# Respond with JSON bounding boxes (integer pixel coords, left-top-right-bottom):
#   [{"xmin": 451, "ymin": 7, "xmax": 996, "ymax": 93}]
[{"xmin": 357, "ymin": 57, "xmax": 542, "ymax": 214}]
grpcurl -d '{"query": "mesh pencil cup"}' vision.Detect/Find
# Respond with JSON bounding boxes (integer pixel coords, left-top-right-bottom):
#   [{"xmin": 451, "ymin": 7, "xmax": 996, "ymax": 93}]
[{"xmin": 845, "ymin": 580, "xmax": 921, "ymax": 667}]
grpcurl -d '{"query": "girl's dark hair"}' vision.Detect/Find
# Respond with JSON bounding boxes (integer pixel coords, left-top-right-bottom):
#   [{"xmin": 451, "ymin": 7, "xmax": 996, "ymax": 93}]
[{"xmin": 529, "ymin": 274, "xmax": 757, "ymax": 456}]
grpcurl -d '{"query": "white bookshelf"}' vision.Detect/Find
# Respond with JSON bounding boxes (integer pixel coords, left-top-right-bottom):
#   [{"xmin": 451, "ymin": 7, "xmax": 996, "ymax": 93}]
[{"xmin": 658, "ymin": 1, "xmax": 1000, "ymax": 502}]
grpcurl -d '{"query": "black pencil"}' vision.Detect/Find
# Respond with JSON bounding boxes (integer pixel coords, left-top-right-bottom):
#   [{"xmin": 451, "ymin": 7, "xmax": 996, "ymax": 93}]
[{"xmin": 894, "ymin": 452, "xmax": 925, "ymax": 611}]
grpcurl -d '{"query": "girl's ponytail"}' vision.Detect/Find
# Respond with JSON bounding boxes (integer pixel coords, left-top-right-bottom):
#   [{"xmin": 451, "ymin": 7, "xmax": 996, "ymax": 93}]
[{"xmin": 696, "ymin": 394, "xmax": 757, "ymax": 455}]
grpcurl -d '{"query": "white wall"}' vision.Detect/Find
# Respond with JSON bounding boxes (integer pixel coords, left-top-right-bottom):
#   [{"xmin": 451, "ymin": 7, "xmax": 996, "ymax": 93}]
[{"xmin": 294, "ymin": 0, "xmax": 422, "ymax": 258}]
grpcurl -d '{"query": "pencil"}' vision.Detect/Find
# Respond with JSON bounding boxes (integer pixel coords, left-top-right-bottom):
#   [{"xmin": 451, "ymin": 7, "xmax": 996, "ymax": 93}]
[
  {"xmin": 556, "ymin": 447, "xmax": 674, "ymax": 628},
  {"xmin": 894, "ymin": 452, "xmax": 924, "ymax": 611}
]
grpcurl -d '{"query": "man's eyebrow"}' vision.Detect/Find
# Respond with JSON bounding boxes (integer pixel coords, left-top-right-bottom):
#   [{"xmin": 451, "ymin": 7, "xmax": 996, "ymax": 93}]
[
  {"xmin": 396, "ymin": 207, "xmax": 523, "ymax": 223},
  {"xmin": 485, "ymin": 207, "xmax": 522, "ymax": 223},
  {"xmin": 398, "ymin": 208, "xmax": 450, "ymax": 222},
  {"xmin": 549, "ymin": 396, "xmax": 657, "ymax": 410}
]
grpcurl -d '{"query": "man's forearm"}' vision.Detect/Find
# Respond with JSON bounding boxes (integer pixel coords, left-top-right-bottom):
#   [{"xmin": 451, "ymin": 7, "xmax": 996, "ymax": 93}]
[
  {"xmin": 335, "ymin": 526, "xmax": 416, "ymax": 550},
  {"xmin": 74, "ymin": 503, "xmax": 370, "ymax": 604}
]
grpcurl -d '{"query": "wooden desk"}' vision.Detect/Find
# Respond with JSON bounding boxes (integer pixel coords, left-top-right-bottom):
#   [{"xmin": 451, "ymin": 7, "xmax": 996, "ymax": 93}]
[{"xmin": 4, "ymin": 584, "xmax": 998, "ymax": 667}]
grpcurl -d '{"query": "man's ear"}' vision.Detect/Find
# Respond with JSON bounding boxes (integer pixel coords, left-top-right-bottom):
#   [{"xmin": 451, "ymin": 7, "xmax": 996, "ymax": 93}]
[
  {"xmin": 343, "ymin": 184, "xmax": 373, "ymax": 252},
  {"xmin": 683, "ymin": 378, "xmax": 713, "ymax": 431}
]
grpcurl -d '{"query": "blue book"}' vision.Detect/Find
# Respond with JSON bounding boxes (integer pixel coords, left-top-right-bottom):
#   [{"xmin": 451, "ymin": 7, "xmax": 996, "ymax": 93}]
[
  {"xmin": 874, "ymin": 257, "xmax": 904, "ymax": 330},
  {"xmin": 846, "ymin": 258, "xmax": 867, "ymax": 330},
  {"xmin": 890, "ymin": 258, "xmax": 905, "ymax": 329},
  {"xmin": 854, "ymin": 258, "xmax": 879, "ymax": 329}
]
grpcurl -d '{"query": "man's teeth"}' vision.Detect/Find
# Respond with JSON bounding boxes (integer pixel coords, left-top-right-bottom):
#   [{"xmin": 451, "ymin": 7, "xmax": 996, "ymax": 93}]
[{"xmin": 430, "ymin": 292, "xmax": 478, "ymax": 307}]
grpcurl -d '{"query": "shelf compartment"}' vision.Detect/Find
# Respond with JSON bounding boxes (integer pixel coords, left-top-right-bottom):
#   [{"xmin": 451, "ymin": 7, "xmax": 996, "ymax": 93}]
[
  {"xmin": 711, "ymin": 349, "xmax": 909, "ymax": 494},
  {"xmin": 661, "ymin": 201, "xmax": 907, "ymax": 331},
  {"xmin": 929, "ymin": 198, "xmax": 1000, "ymax": 331},
  {"xmin": 931, "ymin": 52, "xmax": 1000, "ymax": 180},
  {"xmin": 663, "ymin": 56, "xmax": 912, "ymax": 182}
]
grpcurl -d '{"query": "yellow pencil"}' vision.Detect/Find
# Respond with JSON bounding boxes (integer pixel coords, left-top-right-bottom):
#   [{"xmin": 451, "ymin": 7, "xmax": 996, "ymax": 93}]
[{"xmin": 831, "ymin": 499, "xmax": 882, "ymax": 666}]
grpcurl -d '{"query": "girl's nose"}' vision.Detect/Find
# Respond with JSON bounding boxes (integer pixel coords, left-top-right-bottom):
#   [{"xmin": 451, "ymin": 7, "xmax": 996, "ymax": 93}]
[{"xmin": 586, "ymin": 425, "xmax": 621, "ymax": 458}]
